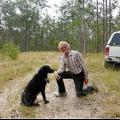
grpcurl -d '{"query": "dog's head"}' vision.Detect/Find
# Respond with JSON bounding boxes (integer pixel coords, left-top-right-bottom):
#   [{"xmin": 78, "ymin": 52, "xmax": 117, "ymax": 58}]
[{"xmin": 38, "ymin": 65, "xmax": 54, "ymax": 75}]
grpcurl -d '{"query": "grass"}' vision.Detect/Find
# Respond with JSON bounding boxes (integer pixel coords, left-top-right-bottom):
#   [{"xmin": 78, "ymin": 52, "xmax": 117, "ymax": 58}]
[
  {"xmin": 0, "ymin": 52, "xmax": 60, "ymax": 84},
  {"xmin": 1, "ymin": 52, "xmax": 120, "ymax": 118},
  {"xmin": 85, "ymin": 53, "xmax": 120, "ymax": 118}
]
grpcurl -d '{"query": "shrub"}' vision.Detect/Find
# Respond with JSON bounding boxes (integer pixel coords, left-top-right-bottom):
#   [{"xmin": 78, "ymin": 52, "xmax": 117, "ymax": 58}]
[{"xmin": 1, "ymin": 42, "xmax": 20, "ymax": 60}]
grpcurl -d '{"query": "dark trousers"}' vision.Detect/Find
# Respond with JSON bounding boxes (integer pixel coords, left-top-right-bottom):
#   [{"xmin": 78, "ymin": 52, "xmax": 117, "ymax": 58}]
[{"xmin": 57, "ymin": 71, "xmax": 85, "ymax": 95}]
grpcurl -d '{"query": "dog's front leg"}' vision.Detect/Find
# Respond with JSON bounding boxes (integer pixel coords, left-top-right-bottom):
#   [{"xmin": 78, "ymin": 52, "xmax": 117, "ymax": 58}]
[{"xmin": 41, "ymin": 90, "xmax": 49, "ymax": 104}]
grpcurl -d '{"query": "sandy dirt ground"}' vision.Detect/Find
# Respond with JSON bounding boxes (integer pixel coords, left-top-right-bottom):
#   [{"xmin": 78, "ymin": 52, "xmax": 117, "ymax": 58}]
[{"xmin": 0, "ymin": 69, "xmax": 106, "ymax": 119}]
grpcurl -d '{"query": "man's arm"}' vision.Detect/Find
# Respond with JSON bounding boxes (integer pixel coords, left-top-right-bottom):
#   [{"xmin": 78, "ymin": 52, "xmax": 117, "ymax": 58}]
[
  {"xmin": 76, "ymin": 52, "xmax": 88, "ymax": 80},
  {"xmin": 54, "ymin": 56, "xmax": 66, "ymax": 80},
  {"xmin": 57, "ymin": 56, "xmax": 66, "ymax": 74}
]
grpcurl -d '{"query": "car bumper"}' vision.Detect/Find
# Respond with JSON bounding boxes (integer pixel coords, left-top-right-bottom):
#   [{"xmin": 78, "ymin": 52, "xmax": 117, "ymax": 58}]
[{"xmin": 105, "ymin": 58, "xmax": 120, "ymax": 64}]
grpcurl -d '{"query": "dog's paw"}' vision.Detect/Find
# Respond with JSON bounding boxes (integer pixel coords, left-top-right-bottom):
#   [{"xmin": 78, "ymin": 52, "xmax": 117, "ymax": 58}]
[{"xmin": 44, "ymin": 100, "xmax": 49, "ymax": 104}]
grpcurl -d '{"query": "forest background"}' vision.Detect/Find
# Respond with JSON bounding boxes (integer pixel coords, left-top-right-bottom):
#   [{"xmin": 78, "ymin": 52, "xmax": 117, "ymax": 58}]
[
  {"xmin": 0, "ymin": 0, "xmax": 120, "ymax": 54},
  {"xmin": 1, "ymin": 1, "xmax": 120, "ymax": 118}
]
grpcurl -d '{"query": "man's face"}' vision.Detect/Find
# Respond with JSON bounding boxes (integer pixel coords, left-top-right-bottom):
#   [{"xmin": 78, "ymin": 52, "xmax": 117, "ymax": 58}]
[{"xmin": 58, "ymin": 45, "xmax": 69, "ymax": 54}]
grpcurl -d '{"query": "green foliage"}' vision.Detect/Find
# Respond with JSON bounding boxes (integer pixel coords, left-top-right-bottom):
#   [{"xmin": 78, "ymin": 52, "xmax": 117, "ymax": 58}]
[{"xmin": 1, "ymin": 42, "xmax": 20, "ymax": 60}]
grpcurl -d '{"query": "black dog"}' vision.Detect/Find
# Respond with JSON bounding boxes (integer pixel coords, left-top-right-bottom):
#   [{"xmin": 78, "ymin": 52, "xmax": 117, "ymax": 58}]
[{"xmin": 21, "ymin": 65, "xmax": 54, "ymax": 107}]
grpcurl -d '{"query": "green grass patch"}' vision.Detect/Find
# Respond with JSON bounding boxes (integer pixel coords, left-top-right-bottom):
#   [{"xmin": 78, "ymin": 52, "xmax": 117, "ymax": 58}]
[{"xmin": 0, "ymin": 51, "xmax": 60, "ymax": 84}]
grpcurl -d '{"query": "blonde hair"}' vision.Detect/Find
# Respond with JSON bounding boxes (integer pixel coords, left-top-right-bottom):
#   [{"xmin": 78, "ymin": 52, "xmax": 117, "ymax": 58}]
[{"xmin": 58, "ymin": 41, "xmax": 70, "ymax": 50}]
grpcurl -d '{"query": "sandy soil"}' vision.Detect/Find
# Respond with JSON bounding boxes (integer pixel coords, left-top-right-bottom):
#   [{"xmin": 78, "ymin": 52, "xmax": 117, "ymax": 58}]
[{"xmin": 0, "ymin": 69, "xmax": 106, "ymax": 119}]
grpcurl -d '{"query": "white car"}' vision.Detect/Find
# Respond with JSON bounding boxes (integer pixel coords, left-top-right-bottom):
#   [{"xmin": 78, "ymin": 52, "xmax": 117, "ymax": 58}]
[{"xmin": 104, "ymin": 31, "xmax": 120, "ymax": 69}]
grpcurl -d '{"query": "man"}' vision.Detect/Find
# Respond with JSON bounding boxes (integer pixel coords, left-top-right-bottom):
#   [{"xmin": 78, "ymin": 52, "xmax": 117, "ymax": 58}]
[{"xmin": 54, "ymin": 41, "xmax": 88, "ymax": 98}]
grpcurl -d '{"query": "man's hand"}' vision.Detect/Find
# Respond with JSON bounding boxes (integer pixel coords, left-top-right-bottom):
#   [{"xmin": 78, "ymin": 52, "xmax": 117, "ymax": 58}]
[
  {"xmin": 84, "ymin": 79, "xmax": 88, "ymax": 85},
  {"xmin": 54, "ymin": 71, "xmax": 61, "ymax": 80}
]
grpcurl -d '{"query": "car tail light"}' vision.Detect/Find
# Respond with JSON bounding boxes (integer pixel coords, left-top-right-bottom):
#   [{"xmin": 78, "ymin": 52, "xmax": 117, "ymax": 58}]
[{"xmin": 105, "ymin": 47, "xmax": 109, "ymax": 55}]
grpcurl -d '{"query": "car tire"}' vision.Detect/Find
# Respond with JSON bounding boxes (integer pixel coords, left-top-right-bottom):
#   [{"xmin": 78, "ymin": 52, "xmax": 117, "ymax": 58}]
[{"xmin": 104, "ymin": 61, "xmax": 111, "ymax": 69}]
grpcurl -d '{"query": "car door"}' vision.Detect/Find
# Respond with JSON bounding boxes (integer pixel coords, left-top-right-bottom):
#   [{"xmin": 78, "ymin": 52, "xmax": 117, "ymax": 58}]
[{"xmin": 109, "ymin": 33, "xmax": 120, "ymax": 57}]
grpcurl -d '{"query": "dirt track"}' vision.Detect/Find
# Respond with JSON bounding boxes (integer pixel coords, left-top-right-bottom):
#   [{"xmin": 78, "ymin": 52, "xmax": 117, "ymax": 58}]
[{"xmin": 0, "ymin": 69, "xmax": 106, "ymax": 119}]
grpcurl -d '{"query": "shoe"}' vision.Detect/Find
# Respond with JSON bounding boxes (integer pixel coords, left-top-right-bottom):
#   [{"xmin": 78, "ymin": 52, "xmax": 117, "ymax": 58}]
[
  {"xmin": 32, "ymin": 103, "xmax": 40, "ymax": 107},
  {"xmin": 76, "ymin": 92, "xmax": 87, "ymax": 98},
  {"xmin": 54, "ymin": 92, "xmax": 67, "ymax": 97},
  {"xmin": 44, "ymin": 100, "xmax": 49, "ymax": 104}
]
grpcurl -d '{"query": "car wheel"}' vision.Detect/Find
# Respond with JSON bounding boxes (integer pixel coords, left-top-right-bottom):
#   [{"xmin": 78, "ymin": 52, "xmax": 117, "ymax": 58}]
[{"xmin": 104, "ymin": 61, "xmax": 111, "ymax": 69}]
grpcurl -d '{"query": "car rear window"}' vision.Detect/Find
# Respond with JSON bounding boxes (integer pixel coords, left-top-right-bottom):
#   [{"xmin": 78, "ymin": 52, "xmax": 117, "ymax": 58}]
[{"xmin": 110, "ymin": 33, "xmax": 120, "ymax": 46}]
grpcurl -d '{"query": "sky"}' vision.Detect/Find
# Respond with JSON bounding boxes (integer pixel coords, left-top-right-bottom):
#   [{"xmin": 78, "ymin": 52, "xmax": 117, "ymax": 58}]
[
  {"xmin": 46, "ymin": 0, "xmax": 63, "ymax": 18},
  {"xmin": 47, "ymin": 0, "xmax": 120, "ymax": 19},
  {"xmin": 47, "ymin": 0, "xmax": 63, "ymax": 7}
]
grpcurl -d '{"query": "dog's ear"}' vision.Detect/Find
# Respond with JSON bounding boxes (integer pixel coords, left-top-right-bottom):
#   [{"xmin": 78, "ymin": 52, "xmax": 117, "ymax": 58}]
[{"xmin": 38, "ymin": 68, "xmax": 43, "ymax": 74}]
